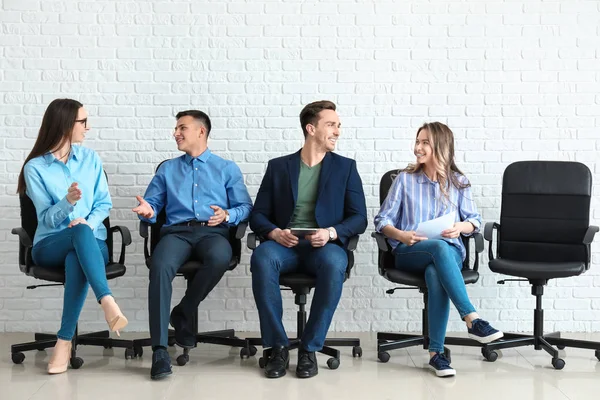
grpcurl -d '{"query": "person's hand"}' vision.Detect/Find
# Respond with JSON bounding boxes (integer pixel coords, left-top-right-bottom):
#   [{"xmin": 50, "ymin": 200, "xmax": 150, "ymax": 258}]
[
  {"xmin": 306, "ymin": 229, "xmax": 330, "ymax": 248},
  {"xmin": 399, "ymin": 231, "xmax": 427, "ymax": 246},
  {"xmin": 68, "ymin": 218, "xmax": 88, "ymax": 228},
  {"xmin": 132, "ymin": 195, "xmax": 154, "ymax": 219},
  {"xmin": 208, "ymin": 205, "xmax": 228, "ymax": 226},
  {"xmin": 441, "ymin": 223, "xmax": 462, "ymax": 239},
  {"xmin": 269, "ymin": 228, "xmax": 299, "ymax": 248},
  {"xmin": 66, "ymin": 182, "xmax": 82, "ymax": 205}
]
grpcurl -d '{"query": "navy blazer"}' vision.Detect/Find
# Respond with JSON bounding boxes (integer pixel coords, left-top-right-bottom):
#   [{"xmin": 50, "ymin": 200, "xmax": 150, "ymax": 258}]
[{"xmin": 250, "ymin": 150, "xmax": 368, "ymax": 248}]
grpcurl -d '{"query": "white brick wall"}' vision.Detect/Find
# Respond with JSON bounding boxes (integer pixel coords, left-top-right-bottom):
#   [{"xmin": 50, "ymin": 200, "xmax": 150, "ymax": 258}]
[{"xmin": 1, "ymin": 0, "xmax": 599, "ymax": 335}]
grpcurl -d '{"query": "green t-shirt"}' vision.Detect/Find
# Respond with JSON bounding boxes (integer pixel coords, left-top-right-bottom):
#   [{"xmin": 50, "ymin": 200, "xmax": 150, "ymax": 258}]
[{"xmin": 289, "ymin": 160, "xmax": 321, "ymax": 228}]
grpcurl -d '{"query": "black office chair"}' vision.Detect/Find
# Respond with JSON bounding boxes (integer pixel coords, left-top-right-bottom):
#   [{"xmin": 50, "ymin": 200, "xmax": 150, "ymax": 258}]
[
  {"xmin": 373, "ymin": 169, "xmax": 489, "ymax": 364},
  {"xmin": 10, "ymin": 190, "xmax": 135, "ymax": 368},
  {"xmin": 132, "ymin": 160, "xmax": 256, "ymax": 366},
  {"xmin": 482, "ymin": 161, "xmax": 600, "ymax": 369},
  {"xmin": 246, "ymin": 233, "xmax": 362, "ymax": 371}
]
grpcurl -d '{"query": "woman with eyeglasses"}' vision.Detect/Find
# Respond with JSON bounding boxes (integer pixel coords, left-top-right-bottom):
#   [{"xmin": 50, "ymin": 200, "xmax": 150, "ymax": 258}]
[
  {"xmin": 16, "ymin": 99, "xmax": 128, "ymax": 374},
  {"xmin": 374, "ymin": 122, "xmax": 503, "ymax": 378}
]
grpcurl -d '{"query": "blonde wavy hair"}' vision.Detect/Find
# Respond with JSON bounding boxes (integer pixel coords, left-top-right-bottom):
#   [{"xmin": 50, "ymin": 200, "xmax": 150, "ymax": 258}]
[{"xmin": 403, "ymin": 122, "xmax": 470, "ymax": 203}]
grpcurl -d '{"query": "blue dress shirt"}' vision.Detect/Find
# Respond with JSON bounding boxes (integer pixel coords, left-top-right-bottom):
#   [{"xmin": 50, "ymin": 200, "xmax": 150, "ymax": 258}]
[
  {"xmin": 141, "ymin": 149, "xmax": 252, "ymax": 226},
  {"xmin": 24, "ymin": 145, "xmax": 112, "ymax": 246},
  {"xmin": 374, "ymin": 170, "xmax": 482, "ymax": 260}
]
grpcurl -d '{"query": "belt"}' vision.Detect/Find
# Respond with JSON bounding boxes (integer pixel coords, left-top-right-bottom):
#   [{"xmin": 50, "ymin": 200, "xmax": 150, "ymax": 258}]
[{"xmin": 174, "ymin": 220, "xmax": 209, "ymax": 227}]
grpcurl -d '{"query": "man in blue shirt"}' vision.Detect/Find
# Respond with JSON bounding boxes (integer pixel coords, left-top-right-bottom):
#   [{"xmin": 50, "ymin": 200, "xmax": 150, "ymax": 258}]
[{"xmin": 133, "ymin": 110, "xmax": 252, "ymax": 380}]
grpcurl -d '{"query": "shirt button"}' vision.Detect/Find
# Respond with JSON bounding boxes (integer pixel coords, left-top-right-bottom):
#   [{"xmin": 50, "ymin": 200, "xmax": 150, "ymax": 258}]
[
  {"xmin": 195, "ymin": 168, "xmax": 198, "ymax": 171},
  {"xmin": 194, "ymin": 184, "xmax": 198, "ymax": 187},
  {"xmin": 195, "ymin": 200, "xmax": 198, "ymax": 203},
  {"xmin": 196, "ymin": 213, "xmax": 199, "ymax": 216}
]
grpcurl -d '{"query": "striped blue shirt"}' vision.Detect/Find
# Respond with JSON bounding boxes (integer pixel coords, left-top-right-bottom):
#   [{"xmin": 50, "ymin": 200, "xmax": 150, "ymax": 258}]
[
  {"xmin": 24, "ymin": 145, "xmax": 112, "ymax": 246},
  {"xmin": 374, "ymin": 170, "xmax": 482, "ymax": 260}
]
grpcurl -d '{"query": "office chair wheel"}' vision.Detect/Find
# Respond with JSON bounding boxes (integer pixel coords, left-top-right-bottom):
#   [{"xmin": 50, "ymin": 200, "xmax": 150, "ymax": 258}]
[
  {"xmin": 258, "ymin": 357, "xmax": 266, "ymax": 369},
  {"xmin": 557, "ymin": 345, "xmax": 565, "ymax": 350},
  {"xmin": 37, "ymin": 348, "xmax": 46, "ymax": 352},
  {"xmin": 352, "ymin": 346, "xmax": 362, "ymax": 358},
  {"xmin": 11, "ymin": 352, "xmax": 25, "ymax": 364},
  {"xmin": 124, "ymin": 348, "xmax": 136, "ymax": 360},
  {"xmin": 134, "ymin": 346, "xmax": 144, "ymax": 358},
  {"xmin": 595, "ymin": 349, "xmax": 600, "ymax": 361},
  {"xmin": 327, "ymin": 357, "xmax": 340, "ymax": 370},
  {"xmin": 239, "ymin": 345, "xmax": 257, "ymax": 359},
  {"xmin": 70, "ymin": 357, "xmax": 84, "ymax": 369},
  {"xmin": 176, "ymin": 354, "xmax": 189, "ymax": 366},
  {"xmin": 482, "ymin": 348, "xmax": 498, "ymax": 362},
  {"xmin": 552, "ymin": 358, "xmax": 565, "ymax": 370},
  {"xmin": 378, "ymin": 351, "xmax": 390, "ymax": 363},
  {"xmin": 103, "ymin": 345, "xmax": 113, "ymax": 349}
]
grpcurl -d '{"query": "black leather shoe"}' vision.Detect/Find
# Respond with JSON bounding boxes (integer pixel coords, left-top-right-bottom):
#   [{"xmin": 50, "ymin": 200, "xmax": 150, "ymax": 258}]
[
  {"xmin": 264, "ymin": 346, "xmax": 289, "ymax": 379},
  {"xmin": 296, "ymin": 349, "xmax": 318, "ymax": 378},
  {"xmin": 151, "ymin": 348, "xmax": 172, "ymax": 380},
  {"xmin": 170, "ymin": 305, "xmax": 195, "ymax": 349}
]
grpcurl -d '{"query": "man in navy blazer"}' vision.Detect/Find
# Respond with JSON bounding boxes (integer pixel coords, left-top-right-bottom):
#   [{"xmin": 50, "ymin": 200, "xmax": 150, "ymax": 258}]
[{"xmin": 250, "ymin": 100, "xmax": 367, "ymax": 379}]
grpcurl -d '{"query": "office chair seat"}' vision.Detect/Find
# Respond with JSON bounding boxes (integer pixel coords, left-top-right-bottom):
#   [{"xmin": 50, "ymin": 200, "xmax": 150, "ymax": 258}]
[
  {"xmin": 144, "ymin": 257, "xmax": 237, "ymax": 274},
  {"xmin": 489, "ymin": 259, "xmax": 585, "ymax": 280},
  {"xmin": 383, "ymin": 268, "xmax": 479, "ymax": 287},
  {"xmin": 279, "ymin": 272, "xmax": 349, "ymax": 292},
  {"xmin": 27, "ymin": 263, "xmax": 126, "ymax": 284}
]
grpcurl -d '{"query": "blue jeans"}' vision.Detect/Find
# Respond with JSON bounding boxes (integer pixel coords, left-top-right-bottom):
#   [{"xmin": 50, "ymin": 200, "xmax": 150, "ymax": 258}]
[
  {"xmin": 393, "ymin": 239, "xmax": 476, "ymax": 353},
  {"xmin": 32, "ymin": 225, "xmax": 110, "ymax": 341},
  {"xmin": 251, "ymin": 239, "xmax": 348, "ymax": 352},
  {"xmin": 149, "ymin": 225, "xmax": 232, "ymax": 348}
]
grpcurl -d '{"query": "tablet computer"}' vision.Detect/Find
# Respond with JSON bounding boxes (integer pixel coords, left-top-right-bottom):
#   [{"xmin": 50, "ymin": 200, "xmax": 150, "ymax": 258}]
[{"xmin": 290, "ymin": 228, "xmax": 319, "ymax": 237}]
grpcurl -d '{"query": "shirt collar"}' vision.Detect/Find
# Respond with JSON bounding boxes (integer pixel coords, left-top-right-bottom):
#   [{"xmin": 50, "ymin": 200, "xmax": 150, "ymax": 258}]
[
  {"xmin": 42, "ymin": 145, "xmax": 80, "ymax": 165},
  {"xmin": 417, "ymin": 170, "xmax": 436, "ymax": 184},
  {"xmin": 184, "ymin": 148, "xmax": 212, "ymax": 164}
]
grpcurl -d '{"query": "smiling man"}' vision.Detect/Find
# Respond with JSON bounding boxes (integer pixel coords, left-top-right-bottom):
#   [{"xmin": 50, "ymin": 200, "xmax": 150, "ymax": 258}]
[
  {"xmin": 249, "ymin": 100, "xmax": 367, "ymax": 379},
  {"xmin": 132, "ymin": 110, "xmax": 252, "ymax": 380}
]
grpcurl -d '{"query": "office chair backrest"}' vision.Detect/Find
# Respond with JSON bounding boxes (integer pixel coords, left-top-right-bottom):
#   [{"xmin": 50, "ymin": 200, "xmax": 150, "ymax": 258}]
[
  {"xmin": 379, "ymin": 169, "xmax": 472, "ymax": 270},
  {"xmin": 147, "ymin": 159, "xmax": 242, "ymax": 265},
  {"xmin": 499, "ymin": 161, "xmax": 592, "ymax": 263}
]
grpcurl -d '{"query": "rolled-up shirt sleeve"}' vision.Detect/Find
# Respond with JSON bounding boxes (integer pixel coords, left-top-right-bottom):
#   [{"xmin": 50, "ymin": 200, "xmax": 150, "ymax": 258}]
[
  {"xmin": 374, "ymin": 173, "xmax": 403, "ymax": 233},
  {"xmin": 457, "ymin": 176, "xmax": 482, "ymax": 235}
]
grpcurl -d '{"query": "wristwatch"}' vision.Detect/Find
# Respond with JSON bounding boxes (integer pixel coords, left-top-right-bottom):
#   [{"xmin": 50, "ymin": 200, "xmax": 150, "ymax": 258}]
[
  {"xmin": 225, "ymin": 210, "xmax": 230, "ymax": 223},
  {"xmin": 327, "ymin": 227, "xmax": 335, "ymax": 241}
]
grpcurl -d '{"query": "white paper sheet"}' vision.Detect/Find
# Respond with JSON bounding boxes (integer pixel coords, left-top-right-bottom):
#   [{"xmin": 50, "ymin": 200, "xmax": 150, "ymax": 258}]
[{"xmin": 415, "ymin": 212, "xmax": 456, "ymax": 240}]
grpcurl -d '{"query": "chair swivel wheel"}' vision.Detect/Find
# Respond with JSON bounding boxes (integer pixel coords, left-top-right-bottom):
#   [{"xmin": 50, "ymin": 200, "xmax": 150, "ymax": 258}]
[
  {"xmin": 12, "ymin": 352, "xmax": 25, "ymax": 364},
  {"xmin": 352, "ymin": 346, "xmax": 362, "ymax": 358},
  {"xmin": 240, "ymin": 345, "xmax": 257, "ymax": 359},
  {"xmin": 327, "ymin": 357, "xmax": 340, "ymax": 370},
  {"xmin": 482, "ymin": 348, "xmax": 498, "ymax": 362},
  {"xmin": 104, "ymin": 345, "xmax": 113, "ymax": 349},
  {"xmin": 70, "ymin": 357, "xmax": 84, "ymax": 369},
  {"xmin": 134, "ymin": 346, "xmax": 143, "ymax": 358},
  {"xmin": 595, "ymin": 349, "xmax": 600, "ymax": 361},
  {"xmin": 378, "ymin": 351, "xmax": 390, "ymax": 363},
  {"xmin": 176, "ymin": 354, "xmax": 189, "ymax": 366},
  {"xmin": 124, "ymin": 348, "xmax": 135, "ymax": 360},
  {"xmin": 552, "ymin": 358, "xmax": 565, "ymax": 370},
  {"xmin": 556, "ymin": 345, "xmax": 565, "ymax": 350},
  {"xmin": 258, "ymin": 357, "xmax": 266, "ymax": 368},
  {"xmin": 37, "ymin": 348, "xmax": 46, "ymax": 352}
]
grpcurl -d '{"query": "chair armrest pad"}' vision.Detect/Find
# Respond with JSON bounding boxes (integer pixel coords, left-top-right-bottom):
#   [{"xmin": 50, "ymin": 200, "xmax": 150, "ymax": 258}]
[
  {"xmin": 473, "ymin": 232, "xmax": 484, "ymax": 253},
  {"xmin": 139, "ymin": 221, "xmax": 150, "ymax": 239},
  {"xmin": 11, "ymin": 227, "xmax": 32, "ymax": 248},
  {"xmin": 584, "ymin": 226, "xmax": 599, "ymax": 245},
  {"xmin": 371, "ymin": 232, "xmax": 391, "ymax": 252},
  {"xmin": 235, "ymin": 222, "xmax": 248, "ymax": 240},
  {"xmin": 347, "ymin": 235, "xmax": 359, "ymax": 252},
  {"xmin": 110, "ymin": 226, "xmax": 132, "ymax": 246},
  {"xmin": 247, "ymin": 232, "xmax": 258, "ymax": 250},
  {"xmin": 483, "ymin": 222, "xmax": 498, "ymax": 242}
]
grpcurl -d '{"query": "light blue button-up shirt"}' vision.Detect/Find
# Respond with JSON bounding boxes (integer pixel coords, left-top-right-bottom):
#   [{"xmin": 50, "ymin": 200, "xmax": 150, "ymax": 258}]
[
  {"xmin": 374, "ymin": 170, "xmax": 482, "ymax": 260},
  {"xmin": 24, "ymin": 145, "xmax": 112, "ymax": 246},
  {"xmin": 140, "ymin": 149, "xmax": 252, "ymax": 226}
]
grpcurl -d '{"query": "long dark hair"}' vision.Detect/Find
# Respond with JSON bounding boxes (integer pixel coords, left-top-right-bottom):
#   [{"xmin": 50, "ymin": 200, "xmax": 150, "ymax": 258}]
[{"xmin": 17, "ymin": 98, "xmax": 83, "ymax": 194}]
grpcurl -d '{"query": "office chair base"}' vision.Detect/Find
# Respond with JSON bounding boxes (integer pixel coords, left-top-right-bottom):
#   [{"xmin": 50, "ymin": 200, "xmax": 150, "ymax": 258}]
[
  {"xmin": 377, "ymin": 332, "xmax": 453, "ymax": 363},
  {"xmin": 11, "ymin": 329, "xmax": 136, "ymax": 365}
]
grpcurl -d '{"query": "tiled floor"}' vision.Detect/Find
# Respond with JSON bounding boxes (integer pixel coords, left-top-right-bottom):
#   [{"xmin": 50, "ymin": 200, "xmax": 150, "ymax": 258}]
[{"xmin": 3, "ymin": 332, "xmax": 600, "ymax": 400}]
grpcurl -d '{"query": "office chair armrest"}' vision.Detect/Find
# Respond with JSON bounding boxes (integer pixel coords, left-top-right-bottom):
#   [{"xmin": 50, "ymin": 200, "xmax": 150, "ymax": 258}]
[
  {"xmin": 139, "ymin": 221, "xmax": 150, "ymax": 239},
  {"xmin": 371, "ymin": 232, "xmax": 392, "ymax": 253},
  {"xmin": 347, "ymin": 235, "xmax": 359, "ymax": 252},
  {"xmin": 583, "ymin": 226, "xmax": 599, "ymax": 245},
  {"xmin": 473, "ymin": 232, "xmax": 484, "ymax": 253},
  {"xmin": 247, "ymin": 232, "xmax": 259, "ymax": 250},
  {"xmin": 235, "ymin": 222, "xmax": 248, "ymax": 240},
  {"xmin": 110, "ymin": 225, "xmax": 132, "ymax": 265},
  {"xmin": 11, "ymin": 227, "xmax": 33, "ymax": 248},
  {"xmin": 483, "ymin": 222, "xmax": 500, "ymax": 261}
]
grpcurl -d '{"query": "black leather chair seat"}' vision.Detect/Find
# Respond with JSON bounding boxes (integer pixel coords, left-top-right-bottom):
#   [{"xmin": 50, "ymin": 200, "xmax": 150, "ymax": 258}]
[
  {"xmin": 145, "ymin": 257, "xmax": 237, "ymax": 274},
  {"xmin": 279, "ymin": 271, "xmax": 350, "ymax": 291},
  {"xmin": 28, "ymin": 263, "xmax": 126, "ymax": 283},
  {"xmin": 383, "ymin": 268, "xmax": 479, "ymax": 287},
  {"xmin": 489, "ymin": 259, "xmax": 585, "ymax": 280}
]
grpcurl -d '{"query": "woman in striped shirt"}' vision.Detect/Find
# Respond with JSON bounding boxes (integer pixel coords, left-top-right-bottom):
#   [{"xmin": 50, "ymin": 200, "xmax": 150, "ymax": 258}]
[{"xmin": 374, "ymin": 122, "xmax": 503, "ymax": 377}]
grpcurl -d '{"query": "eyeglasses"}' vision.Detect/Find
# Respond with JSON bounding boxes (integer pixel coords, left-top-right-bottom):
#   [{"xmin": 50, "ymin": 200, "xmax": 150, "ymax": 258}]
[{"xmin": 75, "ymin": 118, "xmax": 87, "ymax": 128}]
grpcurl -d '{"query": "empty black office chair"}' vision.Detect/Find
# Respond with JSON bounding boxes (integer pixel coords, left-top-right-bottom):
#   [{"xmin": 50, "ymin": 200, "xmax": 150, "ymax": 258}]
[
  {"xmin": 246, "ymin": 233, "xmax": 362, "ymax": 370},
  {"xmin": 373, "ymin": 169, "xmax": 488, "ymax": 363},
  {"xmin": 483, "ymin": 161, "xmax": 600, "ymax": 369},
  {"xmin": 11, "ymin": 191, "xmax": 134, "ymax": 368},
  {"xmin": 132, "ymin": 160, "xmax": 255, "ymax": 366}
]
